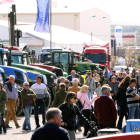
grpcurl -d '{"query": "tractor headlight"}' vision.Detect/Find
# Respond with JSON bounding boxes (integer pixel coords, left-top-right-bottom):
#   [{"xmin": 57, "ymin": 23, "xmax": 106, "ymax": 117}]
[
  {"xmin": 23, "ymin": 73, "xmax": 28, "ymax": 82},
  {"xmin": 43, "ymin": 75, "xmax": 47, "ymax": 85},
  {"xmin": 0, "ymin": 74, "xmax": 3, "ymax": 84}
]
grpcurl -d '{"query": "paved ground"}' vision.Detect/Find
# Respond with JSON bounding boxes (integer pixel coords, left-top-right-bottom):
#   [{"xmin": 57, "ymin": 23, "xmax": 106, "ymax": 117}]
[{"xmin": 0, "ymin": 94, "xmax": 126, "ymax": 140}]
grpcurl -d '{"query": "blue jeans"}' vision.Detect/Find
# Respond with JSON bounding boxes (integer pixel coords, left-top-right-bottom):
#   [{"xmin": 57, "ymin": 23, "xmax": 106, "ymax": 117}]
[
  {"xmin": 128, "ymin": 106, "xmax": 139, "ymax": 119},
  {"xmin": 88, "ymin": 89, "xmax": 94, "ymax": 100},
  {"xmin": 23, "ymin": 105, "xmax": 32, "ymax": 130},
  {"xmin": 0, "ymin": 114, "xmax": 6, "ymax": 133},
  {"xmin": 34, "ymin": 100, "xmax": 46, "ymax": 127}
]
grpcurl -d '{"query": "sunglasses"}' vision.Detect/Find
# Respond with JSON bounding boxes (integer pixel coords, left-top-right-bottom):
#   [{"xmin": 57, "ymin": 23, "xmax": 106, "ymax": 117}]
[
  {"xmin": 73, "ymin": 97, "xmax": 77, "ymax": 99},
  {"xmin": 25, "ymin": 85, "xmax": 29, "ymax": 86},
  {"xmin": 65, "ymin": 82, "xmax": 69, "ymax": 84}
]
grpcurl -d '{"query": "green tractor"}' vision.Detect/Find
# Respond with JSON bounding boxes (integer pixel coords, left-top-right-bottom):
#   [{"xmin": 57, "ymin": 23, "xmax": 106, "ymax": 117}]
[{"xmin": 45, "ymin": 50, "xmax": 99, "ymax": 75}]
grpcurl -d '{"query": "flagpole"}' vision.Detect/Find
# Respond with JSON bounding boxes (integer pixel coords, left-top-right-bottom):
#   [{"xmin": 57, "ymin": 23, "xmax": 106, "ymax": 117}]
[{"xmin": 50, "ymin": 0, "xmax": 52, "ymax": 64}]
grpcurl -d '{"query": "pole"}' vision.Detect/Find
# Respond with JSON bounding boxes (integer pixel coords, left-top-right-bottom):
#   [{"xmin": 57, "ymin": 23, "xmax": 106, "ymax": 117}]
[{"xmin": 50, "ymin": 0, "xmax": 52, "ymax": 64}]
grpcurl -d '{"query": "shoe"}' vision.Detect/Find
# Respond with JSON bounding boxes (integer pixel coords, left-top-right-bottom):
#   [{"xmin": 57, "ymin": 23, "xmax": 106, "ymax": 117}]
[
  {"xmin": 6, "ymin": 125, "xmax": 12, "ymax": 128},
  {"xmin": 22, "ymin": 128, "xmax": 28, "ymax": 131},
  {"xmin": 16, "ymin": 124, "xmax": 21, "ymax": 129},
  {"xmin": 27, "ymin": 129, "xmax": 31, "ymax": 132},
  {"xmin": 35, "ymin": 126, "xmax": 40, "ymax": 130},
  {"xmin": 4, "ymin": 132, "xmax": 7, "ymax": 135}
]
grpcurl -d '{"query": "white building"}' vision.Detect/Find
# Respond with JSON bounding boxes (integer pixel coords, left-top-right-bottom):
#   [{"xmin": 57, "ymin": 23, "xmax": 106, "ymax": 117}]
[
  {"xmin": 0, "ymin": 20, "xmax": 106, "ymax": 57},
  {"xmin": 0, "ymin": 3, "xmax": 111, "ymax": 42}
]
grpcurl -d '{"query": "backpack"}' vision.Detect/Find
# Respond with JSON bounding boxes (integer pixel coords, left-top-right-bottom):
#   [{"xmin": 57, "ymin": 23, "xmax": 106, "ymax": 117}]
[{"xmin": 76, "ymin": 95, "xmax": 85, "ymax": 110}]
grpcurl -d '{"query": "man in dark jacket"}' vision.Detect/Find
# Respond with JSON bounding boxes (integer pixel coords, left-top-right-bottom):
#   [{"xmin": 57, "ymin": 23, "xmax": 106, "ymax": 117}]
[
  {"xmin": 31, "ymin": 108, "xmax": 70, "ymax": 140},
  {"xmin": 94, "ymin": 86, "xmax": 117, "ymax": 129},
  {"xmin": 53, "ymin": 83, "xmax": 67, "ymax": 107},
  {"xmin": 77, "ymin": 72, "xmax": 84, "ymax": 86},
  {"xmin": 67, "ymin": 70, "xmax": 79, "ymax": 85},
  {"xmin": 20, "ymin": 82, "xmax": 36, "ymax": 131}
]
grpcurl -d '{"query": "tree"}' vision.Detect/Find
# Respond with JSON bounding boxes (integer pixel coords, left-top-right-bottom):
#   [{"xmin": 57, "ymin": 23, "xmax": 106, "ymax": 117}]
[{"xmin": 137, "ymin": 55, "xmax": 140, "ymax": 65}]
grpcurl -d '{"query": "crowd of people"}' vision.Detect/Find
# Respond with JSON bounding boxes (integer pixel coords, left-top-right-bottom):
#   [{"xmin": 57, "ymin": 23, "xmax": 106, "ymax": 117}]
[{"xmin": 1, "ymin": 66, "xmax": 140, "ymax": 140}]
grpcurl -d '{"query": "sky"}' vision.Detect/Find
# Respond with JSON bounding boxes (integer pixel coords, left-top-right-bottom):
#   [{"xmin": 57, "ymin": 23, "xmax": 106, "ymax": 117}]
[{"xmin": 1, "ymin": 0, "xmax": 140, "ymax": 24}]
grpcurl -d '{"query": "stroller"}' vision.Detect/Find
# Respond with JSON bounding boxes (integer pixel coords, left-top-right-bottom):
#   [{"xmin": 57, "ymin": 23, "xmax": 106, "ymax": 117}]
[{"xmin": 86, "ymin": 107, "xmax": 98, "ymax": 138}]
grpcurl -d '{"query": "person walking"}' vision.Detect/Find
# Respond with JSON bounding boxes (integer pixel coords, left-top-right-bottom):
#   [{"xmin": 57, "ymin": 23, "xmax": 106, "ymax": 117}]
[
  {"xmin": 55, "ymin": 77, "xmax": 65, "ymax": 93},
  {"xmin": 135, "ymin": 70, "xmax": 140, "ymax": 90},
  {"xmin": 85, "ymin": 72, "xmax": 96, "ymax": 100},
  {"xmin": 0, "ymin": 83, "xmax": 7, "ymax": 134},
  {"xmin": 4, "ymin": 75, "xmax": 20, "ymax": 129},
  {"xmin": 31, "ymin": 108, "xmax": 70, "ymax": 140},
  {"xmin": 67, "ymin": 78, "xmax": 81, "ymax": 94},
  {"xmin": 59, "ymin": 92, "xmax": 92, "ymax": 140},
  {"xmin": 31, "ymin": 75, "xmax": 49, "ymax": 129},
  {"xmin": 20, "ymin": 82, "xmax": 36, "ymax": 131},
  {"xmin": 94, "ymin": 86, "xmax": 117, "ymax": 129},
  {"xmin": 126, "ymin": 78, "xmax": 140, "ymax": 119},
  {"xmin": 109, "ymin": 70, "xmax": 117, "ymax": 82},
  {"xmin": 117, "ymin": 73, "xmax": 124, "ymax": 82},
  {"xmin": 103, "ymin": 65, "xmax": 109, "ymax": 79},
  {"xmin": 109, "ymin": 76, "xmax": 119, "ymax": 103},
  {"xmin": 115, "ymin": 76, "xmax": 131, "ymax": 129},
  {"xmin": 95, "ymin": 83, "xmax": 102, "ymax": 97},
  {"xmin": 67, "ymin": 70, "xmax": 79, "ymax": 86},
  {"xmin": 93, "ymin": 70, "xmax": 100, "ymax": 88},
  {"xmin": 77, "ymin": 85, "xmax": 96, "ymax": 138},
  {"xmin": 53, "ymin": 83, "xmax": 67, "ymax": 107}
]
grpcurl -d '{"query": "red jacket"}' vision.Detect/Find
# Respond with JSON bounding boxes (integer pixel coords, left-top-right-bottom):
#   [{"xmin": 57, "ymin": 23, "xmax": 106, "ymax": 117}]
[{"xmin": 94, "ymin": 96, "xmax": 117, "ymax": 125}]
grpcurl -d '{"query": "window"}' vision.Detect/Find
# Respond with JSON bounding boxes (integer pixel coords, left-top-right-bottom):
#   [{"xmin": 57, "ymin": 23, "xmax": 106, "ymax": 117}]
[
  {"xmin": 54, "ymin": 53, "xmax": 60, "ymax": 62},
  {"xmin": 11, "ymin": 56, "xmax": 22, "ymax": 64}
]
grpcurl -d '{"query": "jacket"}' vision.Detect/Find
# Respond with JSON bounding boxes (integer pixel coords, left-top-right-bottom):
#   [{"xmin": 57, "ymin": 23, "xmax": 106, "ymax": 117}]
[
  {"xmin": 67, "ymin": 74, "xmax": 79, "ymax": 83},
  {"xmin": 53, "ymin": 89, "xmax": 67, "ymax": 107},
  {"xmin": 77, "ymin": 92, "xmax": 95, "ymax": 110},
  {"xmin": 109, "ymin": 81, "xmax": 119, "ymax": 95},
  {"xmin": 20, "ymin": 88, "xmax": 36, "ymax": 108},
  {"xmin": 59, "ymin": 103, "xmax": 90, "ymax": 130},
  {"xmin": 31, "ymin": 122, "xmax": 70, "ymax": 140},
  {"xmin": 0, "ymin": 89, "xmax": 7, "ymax": 114},
  {"xmin": 67, "ymin": 86, "xmax": 81, "ymax": 94},
  {"xmin": 115, "ymin": 87, "xmax": 128, "ymax": 107},
  {"xmin": 85, "ymin": 77, "xmax": 96, "ymax": 89},
  {"xmin": 94, "ymin": 96, "xmax": 117, "ymax": 125}
]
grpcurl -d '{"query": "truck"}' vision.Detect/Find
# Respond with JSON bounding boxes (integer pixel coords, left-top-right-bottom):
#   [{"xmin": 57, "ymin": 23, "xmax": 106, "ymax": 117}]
[{"xmin": 83, "ymin": 41, "xmax": 111, "ymax": 70}]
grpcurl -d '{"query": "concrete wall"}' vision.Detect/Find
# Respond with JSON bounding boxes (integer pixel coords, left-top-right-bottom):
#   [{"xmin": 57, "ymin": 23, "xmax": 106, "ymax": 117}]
[
  {"xmin": 52, "ymin": 13, "xmax": 80, "ymax": 31},
  {"xmin": 80, "ymin": 7, "xmax": 111, "ymax": 42}
]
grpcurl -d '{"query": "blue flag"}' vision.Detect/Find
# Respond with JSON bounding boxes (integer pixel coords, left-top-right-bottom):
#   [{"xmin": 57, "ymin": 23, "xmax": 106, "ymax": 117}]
[{"xmin": 34, "ymin": 0, "xmax": 50, "ymax": 33}]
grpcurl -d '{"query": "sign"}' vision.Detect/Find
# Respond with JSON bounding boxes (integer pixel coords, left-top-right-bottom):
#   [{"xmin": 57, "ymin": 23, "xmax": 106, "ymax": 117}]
[
  {"xmin": 116, "ymin": 29, "xmax": 122, "ymax": 33},
  {"xmin": 34, "ymin": 0, "xmax": 50, "ymax": 33}
]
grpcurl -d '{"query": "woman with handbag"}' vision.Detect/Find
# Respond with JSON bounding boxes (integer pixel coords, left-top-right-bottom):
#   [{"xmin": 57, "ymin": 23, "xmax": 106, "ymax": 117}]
[
  {"xmin": 77, "ymin": 85, "xmax": 96, "ymax": 138},
  {"xmin": 59, "ymin": 92, "xmax": 93, "ymax": 140}
]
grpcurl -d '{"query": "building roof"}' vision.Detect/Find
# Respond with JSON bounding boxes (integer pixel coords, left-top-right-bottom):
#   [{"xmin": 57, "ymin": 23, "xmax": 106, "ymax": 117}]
[{"xmin": 0, "ymin": 20, "xmax": 107, "ymax": 45}]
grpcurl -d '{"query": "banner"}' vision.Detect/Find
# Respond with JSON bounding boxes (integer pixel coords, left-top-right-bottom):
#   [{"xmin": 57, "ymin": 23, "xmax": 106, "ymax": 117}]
[
  {"xmin": 34, "ymin": 0, "xmax": 50, "ymax": 33},
  {"xmin": 0, "ymin": 0, "xmax": 14, "ymax": 4}
]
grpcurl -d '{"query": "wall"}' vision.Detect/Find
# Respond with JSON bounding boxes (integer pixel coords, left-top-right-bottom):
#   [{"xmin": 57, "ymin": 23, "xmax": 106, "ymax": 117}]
[
  {"xmin": 80, "ymin": 7, "xmax": 111, "ymax": 42},
  {"xmin": 52, "ymin": 13, "xmax": 80, "ymax": 31}
]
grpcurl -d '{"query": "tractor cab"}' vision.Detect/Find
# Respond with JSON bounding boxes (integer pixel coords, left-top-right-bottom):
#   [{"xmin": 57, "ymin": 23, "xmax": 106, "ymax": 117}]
[{"xmin": 11, "ymin": 50, "xmax": 31, "ymax": 65}]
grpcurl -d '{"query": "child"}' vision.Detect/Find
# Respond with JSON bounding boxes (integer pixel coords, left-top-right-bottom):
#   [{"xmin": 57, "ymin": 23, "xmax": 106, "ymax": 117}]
[{"xmin": 95, "ymin": 83, "xmax": 102, "ymax": 97}]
